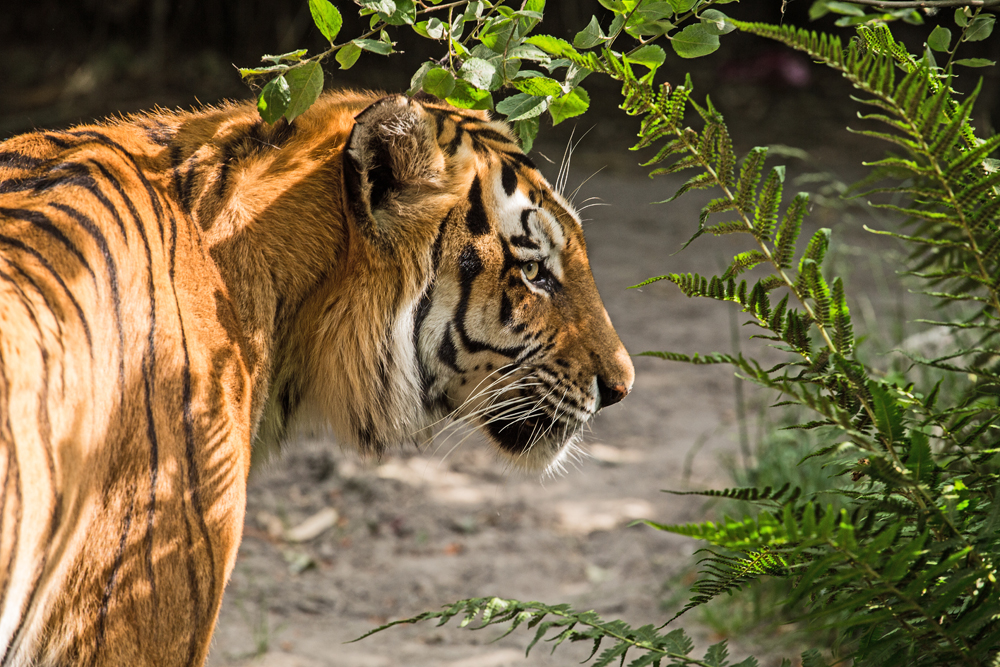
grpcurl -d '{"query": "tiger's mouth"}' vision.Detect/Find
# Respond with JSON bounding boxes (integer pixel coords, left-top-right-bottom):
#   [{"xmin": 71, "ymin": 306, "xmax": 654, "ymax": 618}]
[{"xmin": 473, "ymin": 381, "xmax": 590, "ymax": 467}]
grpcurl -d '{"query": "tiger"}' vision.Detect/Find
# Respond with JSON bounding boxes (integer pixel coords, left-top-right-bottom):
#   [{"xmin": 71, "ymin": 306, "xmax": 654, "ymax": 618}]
[{"xmin": 0, "ymin": 89, "xmax": 634, "ymax": 665}]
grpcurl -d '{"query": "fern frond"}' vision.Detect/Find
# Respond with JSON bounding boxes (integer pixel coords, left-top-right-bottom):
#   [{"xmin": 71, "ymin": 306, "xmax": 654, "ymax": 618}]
[
  {"xmin": 773, "ymin": 193, "xmax": 808, "ymax": 268},
  {"xmin": 638, "ymin": 350, "xmax": 738, "ymax": 365},
  {"xmin": 722, "ymin": 251, "xmax": 770, "ymax": 280},
  {"xmin": 353, "ymin": 596, "xmax": 752, "ymax": 667},
  {"xmin": 831, "ymin": 277, "xmax": 854, "ymax": 356},
  {"xmin": 663, "ymin": 483, "xmax": 797, "ymax": 504},
  {"xmin": 735, "ymin": 147, "xmax": 768, "ymax": 212},
  {"xmin": 753, "ymin": 166, "xmax": 785, "ymax": 241}
]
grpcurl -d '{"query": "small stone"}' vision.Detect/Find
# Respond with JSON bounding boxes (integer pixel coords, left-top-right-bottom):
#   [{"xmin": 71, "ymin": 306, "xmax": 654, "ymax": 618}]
[{"xmin": 284, "ymin": 507, "xmax": 339, "ymax": 543}]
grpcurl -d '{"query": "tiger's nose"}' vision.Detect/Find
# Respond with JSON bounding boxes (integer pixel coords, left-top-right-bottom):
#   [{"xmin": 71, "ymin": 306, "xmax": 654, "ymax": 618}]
[{"xmin": 597, "ymin": 377, "xmax": 630, "ymax": 409}]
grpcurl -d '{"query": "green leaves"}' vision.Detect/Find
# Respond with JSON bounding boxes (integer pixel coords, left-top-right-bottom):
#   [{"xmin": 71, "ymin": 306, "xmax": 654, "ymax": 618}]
[
  {"xmin": 573, "ymin": 16, "xmax": 606, "ymax": 49},
  {"xmin": 625, "ymin": 44, "xmax": 666, "ymax": 70},
  {"xmin": 671, "ymin": 24, "xmax": 720, "ymax": 58},
  {"xmin": 422, "ymin": 67, "xmax": 456, "ymax": 98},
  {"xmin": 309, "ymin": 0, "xmax": 342, "ymax": 43},
  {"xmin": 458, "ymin": 57, "xmax": 497, "ymax": 90},
  {"xmin": 336, "ymin": 43, "xmax": 362, "ymax": 69},
  {"xmin": 495, "ymin": 93, "xmax": 548, "ymax": 121},
  {"xmin": 509, "ymin": 75, "xmax": 561, "ymax": 97},
  {"xmin": 256, "ymin": 61, "xmax": 324, "ymax": 124},
  {"xmin": 964, "ymin": 14, "xmax": 995, "ymax": 42},
  {"xmin": 927, "ymin": 25, "xmax": 951, "ymax": 52},
  {"xmin": 257, "ymin": 75, "xmax": 291, "ymax": 124},
  {"xmin": 549, "ymin": 87, "xmax": 589, "ymax": 125},
  {"xmin": 283, "ymin": 62, "xmax": 324, "ymax": 123}
]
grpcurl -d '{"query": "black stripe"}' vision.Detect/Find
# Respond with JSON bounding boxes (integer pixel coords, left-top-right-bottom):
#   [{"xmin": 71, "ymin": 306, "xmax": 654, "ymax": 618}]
[
  {"xmin": 0, "ymin": 152, "xmax": 45, "ymax": 170},
  {"xmin": 446, "ymin": 124, "xmax": 465, "ymax": 156},
  {"xmin": 499, "ymin": 292, "xmax": 514, "ymax": 326},
  {"xmin": 7, "ymin": 332, "xmax": 62, "ymax": 665},
  {"xmin": 0, "ymin": 208, "xmax": 96, "ymax": 283},
  {"xmin": 66, "ymin": 131, "xmax": 167, "ymax": 241},
  {"xmin": 0, "ymin": 234, "xmax": 93, "ymax": 349},
  {"xmin": 86, "ymin": 162, "xmax": 157, "ymax": 411},
  {"xmin": 75, "ymin": 161, "xmax": 129, "ymax": 240},
  {"xmin": 143, "ymin": 121, "xmax": 176, "ymax": 146},
  {"xmin": 0, "ymin": 161, "xmax": 93, "ymax": 195},
  {"xmin": 49, "ymin": 203, "xmax": 126, "ymax": 391},
  {"xmin": 518, "ymin": 208, "xmax": 533, "ymax": 236},
  {"xmin": 437, "ymin": 324, "xmax": 461, "ymax": 373},
  {"xmin": 509, "ymin": 235, "xmax": 539, "ymax": 249},
  {"xmin": 500, "ymin": 162, "xmax": 518, "ymax": 197},
  {"xmin": 467, "ymin": 126, "xmax": 520, "ymax": 148},
  {"xmin": 181, "ymin": 160, "xmax": 199, "ymax": 216},
  {"xmin": 0, "ymin": 160, "xmax": 127, "ymax": 243},
  {"xmin": 2, "ymin": 260, "xmax": 69, "ymax": 363},
  {"xmin": 80, "ymin": 143, "xmax": 165, "ymax": 620},
  {"xmin": 465, "ymin": 177, "xmax": 490, "ymax": 236},
  {"xmin": 42, "ymin": 134, "xmax": 72, "ymax": 149},
  {"xmin": 93, "ymin": 488, "xmax": 135, "ymax": 657},
  {"xmin": 452, "ymin": 245, "xmax": 526, "ymax": 359},
  {"xmin": 503, "ymin": 150, "xmax": 537, "ymax": 171},
  {"xmin": 168, "ymin": 228, "xmax": 218, "ymax": 664},
  {"xmin": 0, "ymin": 364, "xmax": 20, "ymax": 663}
]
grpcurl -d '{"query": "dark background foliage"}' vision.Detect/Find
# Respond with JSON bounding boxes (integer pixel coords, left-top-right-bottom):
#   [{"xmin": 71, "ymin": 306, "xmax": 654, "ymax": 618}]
[{"xmin": 4, "ymin": 1, "xmax": 997, "ymax": 142}]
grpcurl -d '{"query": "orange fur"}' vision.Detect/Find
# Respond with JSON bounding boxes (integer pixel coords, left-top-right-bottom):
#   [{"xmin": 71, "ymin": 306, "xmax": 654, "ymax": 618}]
[{"xmin": 0, "ymin": 90, "xmax": 633, "ymax": 665}]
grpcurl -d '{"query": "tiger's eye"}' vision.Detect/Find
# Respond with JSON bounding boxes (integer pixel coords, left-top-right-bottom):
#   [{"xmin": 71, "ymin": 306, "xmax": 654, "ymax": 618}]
[{"xmin": 522, "ymin": 261, "xmax": 540, "ymax": 281}]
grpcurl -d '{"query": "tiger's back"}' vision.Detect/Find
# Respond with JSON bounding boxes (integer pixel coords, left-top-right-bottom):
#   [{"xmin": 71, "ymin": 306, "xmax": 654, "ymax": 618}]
[
  {"xmin": 0, "ymin": 90, "xmax": 634, "ymax": 665},
  {"xmin": 0, "ymin": 103, "xmax": 255, "ymax": 664}
]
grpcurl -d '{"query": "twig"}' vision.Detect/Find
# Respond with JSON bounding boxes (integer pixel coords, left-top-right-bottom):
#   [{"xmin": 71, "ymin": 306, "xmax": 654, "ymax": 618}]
[{"xmin": 834, "ymin": 0, "xmax": 1000, "ymax": 7}]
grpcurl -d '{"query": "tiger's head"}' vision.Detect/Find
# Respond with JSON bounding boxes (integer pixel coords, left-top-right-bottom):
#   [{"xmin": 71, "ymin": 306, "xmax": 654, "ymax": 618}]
[{"xmin": 289, "ymin": 93, "xmax": 633, "ymax": 474}]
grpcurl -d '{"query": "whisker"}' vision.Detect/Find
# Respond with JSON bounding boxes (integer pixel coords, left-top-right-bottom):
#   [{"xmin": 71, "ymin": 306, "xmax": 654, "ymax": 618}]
[{"xmin": 569, "ymin": 164, "xmax": 605, "ymax": 206}]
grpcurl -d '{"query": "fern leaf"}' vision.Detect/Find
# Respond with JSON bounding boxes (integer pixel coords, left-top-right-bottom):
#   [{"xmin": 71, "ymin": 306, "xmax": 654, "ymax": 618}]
[
  {"xmin": 722, "ymin": 250, "xmax": 770, "ymax": 281},
  {"xmin": 638, "ymin": 350, "xmax": 738, "ymax": 365},
  {"xmin": 800, "ymin": 260, "xmax": 832, "ymax": 325},
  {"xmin": 831, "ymin": 277, "xmax": 854, "ymax": 356},
  {"xmin": 917, "ymin": 81, "xmax": 951, "ymax": 143},
  {"xmin": 867, "ymin": 202, "xmax": 960, "ymax": 225},
  {"xmin": 647, "ymin": 154, "xmax": 700, "ymax": 182},
  {"xmin": 769, "ymin": 293, "xmax": 790, "ymax": 332},
  {"xmin": 705, "ymin": 221, "xmax": 750, "ymax": 236},
  {"xmin": 861, "ymin": 155, "xmax": 937, "ymax": 179},
  {"xmin": 773, "ymin": 192, "xmax": 808, "ymax": 268},
  {"xmin": 663, "ymin": 484, "xmax": 794, "ymax": 504},
  {"xmin": 945, "ymin": 132, "xmax": 1000, "ymax": 181},
  {"xmin": 640, "ymin": 137, "xmax": 688, "ymax": 167},
  {"xmin": 966, "ymin": 195, "xmax": 1000, "ymax": 234},
  {"xmin": 929, "ymin": 81, "xmax": 979, "ymax": 157},
  {"xmin": 753, "ymin": 166, "xmax": 785, "ymax": 241},
  {"xmin": 864, "ymin": 225, "xmax": 971, "ymax": 250},
  {"xmin": 954, "ymin": 170, "xmax": 1000, "ymax": 213},
  {"xmin": 795, "ymin": 228, "xmax": 831, "ymax": 293},
  {"xmin": 847, "ymin": 127, "xmax": 923, "ymax": 153},
  {"xmin": 735, "ymin": 147, "xmax": 768, "ymax": 212}
]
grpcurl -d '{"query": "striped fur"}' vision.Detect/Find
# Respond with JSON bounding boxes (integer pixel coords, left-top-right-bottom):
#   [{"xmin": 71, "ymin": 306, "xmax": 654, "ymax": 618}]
[{"xmin": 0, "ymin": 90, "xmax": 633, "ymax": 665}]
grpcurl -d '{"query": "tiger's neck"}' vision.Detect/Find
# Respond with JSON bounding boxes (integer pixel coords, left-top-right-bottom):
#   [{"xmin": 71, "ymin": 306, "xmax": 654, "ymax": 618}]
[{"xmin": 155, "ymin": 92, "xmax": 385, "ymax": 452}]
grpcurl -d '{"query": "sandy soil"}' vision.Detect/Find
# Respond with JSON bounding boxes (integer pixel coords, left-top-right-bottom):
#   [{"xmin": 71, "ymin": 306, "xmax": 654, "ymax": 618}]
[{"xmin": 205, "ymin": 150, "xmax": 797, "ymax": 667}]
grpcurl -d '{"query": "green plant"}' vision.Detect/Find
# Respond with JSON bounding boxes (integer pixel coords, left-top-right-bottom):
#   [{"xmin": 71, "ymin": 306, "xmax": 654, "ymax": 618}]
[{"xmin": 246, "ymin": 1, "xmax": 1000, "ymax": 664}]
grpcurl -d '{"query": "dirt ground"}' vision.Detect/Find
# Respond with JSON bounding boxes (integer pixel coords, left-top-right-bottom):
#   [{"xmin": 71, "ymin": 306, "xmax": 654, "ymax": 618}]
[{"xmin": 205, "ymin": 145, "xmax": 823, "ymax": 667}]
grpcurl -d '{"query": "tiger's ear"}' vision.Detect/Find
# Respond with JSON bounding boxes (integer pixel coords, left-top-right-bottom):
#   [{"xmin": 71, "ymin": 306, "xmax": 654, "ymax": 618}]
[{"xmin": 343, "ymin": 95, "xmax": 443, "ymax": 235}]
